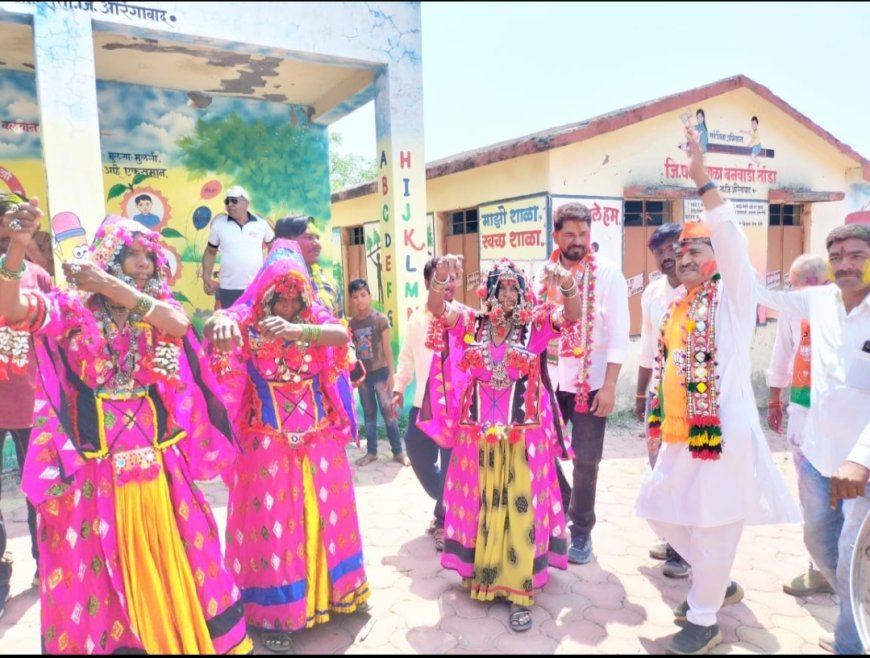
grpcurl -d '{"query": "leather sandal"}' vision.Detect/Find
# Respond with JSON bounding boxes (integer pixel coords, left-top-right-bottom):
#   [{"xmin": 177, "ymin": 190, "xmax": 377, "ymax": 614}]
[{"xmin": 509, "ymin": 603, "xmax": 532, "ymax": 632}]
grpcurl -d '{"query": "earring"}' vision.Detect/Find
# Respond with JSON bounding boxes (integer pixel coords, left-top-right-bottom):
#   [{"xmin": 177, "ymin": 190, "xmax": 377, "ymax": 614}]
[{"xmin": 144, "ymin": 278, "xmax": 161, "ymax": 297}]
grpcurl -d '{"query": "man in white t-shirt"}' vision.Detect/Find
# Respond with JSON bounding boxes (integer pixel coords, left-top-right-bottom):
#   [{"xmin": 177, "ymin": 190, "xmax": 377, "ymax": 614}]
[{"xmin": 201, "ymin": 185, "xmax": 274, "ymax": 308}]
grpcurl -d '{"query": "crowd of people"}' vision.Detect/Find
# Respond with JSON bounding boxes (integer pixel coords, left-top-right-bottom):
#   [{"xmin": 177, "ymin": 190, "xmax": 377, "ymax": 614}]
[{"xmin": 0, "ymin": 130, "xmax": 868, "ymax": 655}]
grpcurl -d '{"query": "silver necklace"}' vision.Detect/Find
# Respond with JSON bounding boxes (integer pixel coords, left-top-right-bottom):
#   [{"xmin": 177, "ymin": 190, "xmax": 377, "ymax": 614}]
[{"xmin": 482, "ymin": 318, "xmax": 520, "ymax": 390}]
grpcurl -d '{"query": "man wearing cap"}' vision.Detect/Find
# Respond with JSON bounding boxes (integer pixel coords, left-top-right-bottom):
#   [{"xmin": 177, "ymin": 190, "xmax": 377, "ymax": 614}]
[
  {"xmin": 635, "ymin": 127, "xmax": 800, "ymax": 655},
  {"xmin": 201, "ymin": 185, "xmax": 275, "ymax": 309},
  {"xmin": 750, "ymin": 206, "xmax": 870, "ymax": 655}
]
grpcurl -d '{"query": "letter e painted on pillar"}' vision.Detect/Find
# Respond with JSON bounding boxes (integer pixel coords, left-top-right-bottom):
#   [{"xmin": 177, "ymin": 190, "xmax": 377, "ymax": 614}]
[
  {"xmin": 400, "ymin": 151, "xmax": 411, "ymax": 168},
  {"xmin": 385, "ymin": 254, "xmax": 392, "ymax": 272}
]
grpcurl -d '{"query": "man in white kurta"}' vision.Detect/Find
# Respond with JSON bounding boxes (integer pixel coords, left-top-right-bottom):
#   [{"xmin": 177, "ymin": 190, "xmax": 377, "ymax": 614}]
[
  {"xmin": 635, "ymin": 129, "xmax": 800, "ymax": 655},
  {"xmin": 763, "ymin": 254, "xmax": 834, "ymax": 598},
  {"xmin": 755, "ymin": 211, "xmax": 870, "ymax": 655}
]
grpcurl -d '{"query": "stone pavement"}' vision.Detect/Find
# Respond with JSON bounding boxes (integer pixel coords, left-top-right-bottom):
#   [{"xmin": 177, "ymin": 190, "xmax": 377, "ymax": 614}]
[{"xmin": 0, "ymin": 415, "xmax": 836, "ymax": 655}]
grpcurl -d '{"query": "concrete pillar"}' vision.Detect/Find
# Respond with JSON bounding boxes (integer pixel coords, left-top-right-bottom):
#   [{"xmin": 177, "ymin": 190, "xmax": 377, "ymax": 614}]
[
  {"xmin": 33, "ymin": 5, "xmax": 105, "ymax": 260},
  {"xmin": 372, "ymin": 64, "xmax": 427, "ymax": 344}
]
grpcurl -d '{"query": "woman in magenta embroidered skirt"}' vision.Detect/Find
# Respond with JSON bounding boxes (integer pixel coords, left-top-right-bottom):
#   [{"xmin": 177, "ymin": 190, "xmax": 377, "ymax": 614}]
[
  {"xmin": 417, "ymin": 256, "xmax": 581, "ymax": 630},
  {"xmin": 204, "ymin": 239, "xmax": 369, "ymax": 651}
]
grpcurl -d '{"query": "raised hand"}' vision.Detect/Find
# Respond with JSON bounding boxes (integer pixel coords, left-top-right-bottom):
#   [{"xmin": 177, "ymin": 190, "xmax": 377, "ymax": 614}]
[
  {"xmin": 1, "ymin": 196, "xmax": 42, "ymax": 247},
  {"xmin": 61, "ymin": 259, "xmax": 110, "ymax": 294},
  {"xmin": 205, "ymin": 312, "xmax": 243, "ymax": 353}
]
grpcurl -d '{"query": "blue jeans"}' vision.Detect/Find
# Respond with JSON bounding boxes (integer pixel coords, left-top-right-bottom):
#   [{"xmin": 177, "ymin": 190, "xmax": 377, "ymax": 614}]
[
  {"xmin": 404, "ymin": 407, "xmax": 451, "ymax": 526},
  {"xmin": 799, "ymin": 456, "xmax": 869, "ymax": 654},
  {"xmin": 358, "ymin": 367, "xmax": 403, "ymax": 456}
]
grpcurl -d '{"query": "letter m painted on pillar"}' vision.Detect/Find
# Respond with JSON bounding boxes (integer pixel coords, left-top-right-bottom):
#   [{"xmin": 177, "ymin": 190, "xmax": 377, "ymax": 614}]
[{"xmin": 404, "ymin": 281, "xmax": 419, "ymax": 297}]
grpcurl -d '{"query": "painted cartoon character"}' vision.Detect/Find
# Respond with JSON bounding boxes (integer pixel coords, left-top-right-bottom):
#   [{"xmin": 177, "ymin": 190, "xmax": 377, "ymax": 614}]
[{"xmin": 50, "ymin": 211, "xmax": 89, "ymax": 262}]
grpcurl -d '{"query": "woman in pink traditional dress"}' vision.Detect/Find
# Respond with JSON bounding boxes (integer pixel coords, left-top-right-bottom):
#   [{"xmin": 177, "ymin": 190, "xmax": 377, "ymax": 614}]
[
  {"xmin": 0, "ymin": 199, "xmax": 253, "ymax": 654},
  {"xmin": 204, "ymin": 239, "xmax": 369, "ymax": 654},
  {"xmin": 418, "ymin": 255, "xmax": 581, "ymax": 633}
]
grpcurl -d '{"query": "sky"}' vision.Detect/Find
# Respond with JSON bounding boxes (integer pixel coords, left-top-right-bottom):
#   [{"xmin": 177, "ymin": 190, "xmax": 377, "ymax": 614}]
[{"xmin": 330, "ymin": 2, "xmax": 870, "ymax": 164}]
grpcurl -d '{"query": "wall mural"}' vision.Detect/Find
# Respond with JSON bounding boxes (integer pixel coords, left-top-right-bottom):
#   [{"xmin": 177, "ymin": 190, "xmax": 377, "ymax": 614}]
[{"xmin": 0, "ymin": 72, "xmax": 333, "ymax": 334}]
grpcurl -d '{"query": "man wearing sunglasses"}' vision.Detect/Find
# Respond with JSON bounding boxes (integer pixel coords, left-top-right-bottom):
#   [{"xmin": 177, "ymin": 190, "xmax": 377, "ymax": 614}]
[{"xmin": 201, "ymin": 185, "xmax": 275, "ymax": 308}]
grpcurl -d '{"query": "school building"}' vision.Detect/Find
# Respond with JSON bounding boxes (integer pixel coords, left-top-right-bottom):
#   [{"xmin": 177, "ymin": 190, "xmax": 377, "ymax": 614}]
[{"xmin": 332, "ymin": 74, "xmax": 870, "ymax": 335}]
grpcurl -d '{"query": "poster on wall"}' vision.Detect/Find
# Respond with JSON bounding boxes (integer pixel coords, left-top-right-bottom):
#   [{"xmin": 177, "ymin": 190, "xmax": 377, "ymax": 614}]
[
  {"xmin": 479, "ymin": 195, "xmax": 548, "ymax": 264},
  {"xmin": 551, "ymin": 195, "xmax": 623, "ymax": 269}
]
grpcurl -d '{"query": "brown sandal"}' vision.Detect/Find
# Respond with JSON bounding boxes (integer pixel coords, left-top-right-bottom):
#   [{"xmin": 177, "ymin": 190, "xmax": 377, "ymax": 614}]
[{"xmin": 433, "ymin": 527, "xmax": 445, "ymax": 552}]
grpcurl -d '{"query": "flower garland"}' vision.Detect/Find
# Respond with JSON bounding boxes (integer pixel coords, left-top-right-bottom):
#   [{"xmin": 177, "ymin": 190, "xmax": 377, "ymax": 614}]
[
  {"xmin": 556, "ymin": 254, "xmax": 597, "ymax": 413},
  {"xmin": 648, "ymin": 273, "xmax": 723, "ymax": 460}
]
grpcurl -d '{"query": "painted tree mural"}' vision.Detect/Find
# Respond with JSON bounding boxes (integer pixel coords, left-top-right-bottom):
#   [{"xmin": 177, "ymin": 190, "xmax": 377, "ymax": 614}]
[{"xmin": 176, "ymin": 111, "xmax": 331, "ymax": 222}]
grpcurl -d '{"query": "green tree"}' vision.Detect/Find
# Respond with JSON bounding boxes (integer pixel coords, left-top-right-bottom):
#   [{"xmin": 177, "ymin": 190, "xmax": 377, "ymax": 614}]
[
  {"xmin": 177, "ymin": 111, "xmax": 331, "ymax": 220},
  {"xmin": 329, "ymin": 133, "xmax": 377, "ymax": 191}
]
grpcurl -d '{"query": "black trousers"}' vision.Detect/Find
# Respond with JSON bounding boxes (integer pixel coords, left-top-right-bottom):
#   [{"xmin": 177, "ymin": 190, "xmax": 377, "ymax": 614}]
[
  {"xmin": 0, "ymin": 428, "xmax": 38, "ymax": 562},
  {"xmin": 556, "ymin": 390, "xmax": 607, "ymax": 543}
]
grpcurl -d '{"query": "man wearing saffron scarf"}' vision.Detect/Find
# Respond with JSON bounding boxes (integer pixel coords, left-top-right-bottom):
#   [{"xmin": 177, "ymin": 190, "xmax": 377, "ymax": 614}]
[
  {"xmin": 537, "ymin": 202, "xmax": 629, "ymax": 566},
  {"xmin": 635, "ymin": 127, "xmax": 800, "ymax": 655}
]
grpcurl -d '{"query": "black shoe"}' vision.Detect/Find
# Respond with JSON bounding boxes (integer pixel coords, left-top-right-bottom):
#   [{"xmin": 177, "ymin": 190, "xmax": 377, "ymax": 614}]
[
  {"xmin": 667, "ymin": 621, "xmax": 722, "ymax": 654},
  {"xmin": 663, "ymin": 546, "xmax": 691, "ymax": 579}
]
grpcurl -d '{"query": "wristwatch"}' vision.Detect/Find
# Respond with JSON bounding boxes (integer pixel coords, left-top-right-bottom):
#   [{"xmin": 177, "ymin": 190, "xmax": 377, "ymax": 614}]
[{"xmin": 697, "ymin": 180, "xmax": 717, "ymax": 196}]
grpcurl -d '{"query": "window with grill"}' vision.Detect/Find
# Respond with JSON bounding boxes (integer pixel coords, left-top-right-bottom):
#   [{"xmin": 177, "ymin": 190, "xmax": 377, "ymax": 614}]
[
  {"xmin": 769, "ymin": 204, "xmax": 803, "ymax": 226},
  {"xmin": 349, "ymin": 225, "xmax": 364, "ymax": 245},
  {"xmin": 623, "ymin": 200, "xmax": 671, "ymax": 227},
  {"xmin": 451, "ymin": 208, "xmax": 479, "ymax": 235}
]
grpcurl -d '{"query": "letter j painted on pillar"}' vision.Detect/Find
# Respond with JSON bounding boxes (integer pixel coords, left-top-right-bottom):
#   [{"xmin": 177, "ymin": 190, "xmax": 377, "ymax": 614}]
[{"xmin": 402, "ymin": 203, "xmax": 412, "ymax": 222}]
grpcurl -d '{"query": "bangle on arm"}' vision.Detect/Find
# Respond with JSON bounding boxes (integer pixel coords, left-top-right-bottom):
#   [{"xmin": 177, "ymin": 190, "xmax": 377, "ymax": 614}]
[
  {"xmin": 132, "ymin": 293, "xmax": 156, "ymax": 317},
  {"xmin": 559, "ymin": 279, "xmax": 578, "ymax": 299},
  {"xmin": 298, "ymin": 324, "xmax": 322, "ymax": 343},
  {"xmin": 0, "ymin": 255, "xmax": 26, "ymax": 281}
]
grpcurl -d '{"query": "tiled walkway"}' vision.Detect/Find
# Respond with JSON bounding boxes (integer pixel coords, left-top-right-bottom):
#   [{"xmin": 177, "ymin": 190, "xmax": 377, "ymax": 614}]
[{"xmin": 0, "ymin": 415, "xmax": 835, "ymax": 654}]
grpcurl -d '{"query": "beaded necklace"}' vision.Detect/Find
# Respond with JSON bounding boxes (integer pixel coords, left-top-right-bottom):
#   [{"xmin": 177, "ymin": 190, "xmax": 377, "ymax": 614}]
[{"xmin": 648, "ymin": 273, "xmax": 723, "ymax": 460}]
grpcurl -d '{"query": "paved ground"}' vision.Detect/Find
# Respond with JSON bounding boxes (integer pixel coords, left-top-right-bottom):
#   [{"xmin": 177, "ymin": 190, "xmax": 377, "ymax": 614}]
[{"xmin": 0, "ymin": 413, "xmax": 836, "ymax": 655}]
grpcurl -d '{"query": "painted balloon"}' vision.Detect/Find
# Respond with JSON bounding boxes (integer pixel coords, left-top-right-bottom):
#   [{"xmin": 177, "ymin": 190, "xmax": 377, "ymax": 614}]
[
  {"xmin": 192, "ymin": 205, "xmax": 212, "ymax": 230},
  {"xmin": 200, "ymin": 180, "xmax": 222, "ymax": 200}
]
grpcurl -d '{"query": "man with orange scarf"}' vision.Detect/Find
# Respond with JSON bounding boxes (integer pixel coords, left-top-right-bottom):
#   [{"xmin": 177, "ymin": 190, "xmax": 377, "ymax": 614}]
[{"xmin": 635, "ymin": 127, "xmax": 800, "ymax": 655}]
